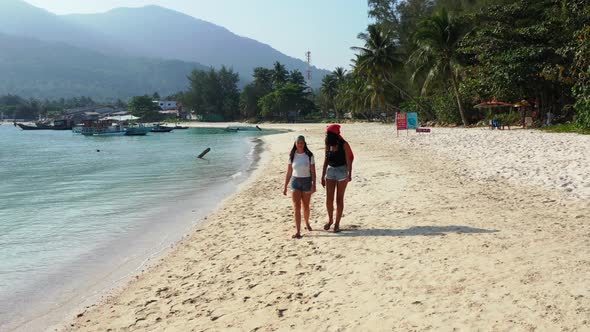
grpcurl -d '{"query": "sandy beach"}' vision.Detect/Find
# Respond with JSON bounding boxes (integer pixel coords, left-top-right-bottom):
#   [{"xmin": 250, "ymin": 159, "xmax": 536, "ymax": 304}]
[{"xmin": 65, "ymin": 123, "xmax": 590, "ymax": 331}]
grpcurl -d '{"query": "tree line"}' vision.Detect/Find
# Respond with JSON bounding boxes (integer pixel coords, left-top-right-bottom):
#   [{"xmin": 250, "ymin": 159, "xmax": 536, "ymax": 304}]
[
  {"xmin": 173, "ymin": 62, "xmax": 315, "ymax": 121},
  {"xmin": 0, "ymin": 95, "xmax": 99, "ymax": 120},
  {"xmin": 2, "ymin": 63, "xmax": 317, "ymax": 123},
  {"xmin": 321, "ymin": 0, "xmax": 590, "ymax": 129}
]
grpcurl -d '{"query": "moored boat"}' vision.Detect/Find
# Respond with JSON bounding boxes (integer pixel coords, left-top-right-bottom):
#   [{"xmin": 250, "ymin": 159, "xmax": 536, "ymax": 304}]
[
  {"xmin": 17, "ymin": 119, "xmax": 73, "ymax": 130},
  {"xmin": 151, "ymin": 124, "xmax": 174, "ymax": 132},
  {"xmin": 125, "ymin": 124, "xmax": 150, "ymax": 136},
  {"xmin": 17, "ymin": 123, "xmax": 47, "ymax": 130},
  {"xmin": 79, "ymin": 119, "xmax": 125, "ymax": 136},
  {"xmin": 51, "ymin": 119, "xmax": 74, "ymax": 130},
  {"xmin": 72, "ymin": 124, "xmax": 84, "ymax": 134},
  {"xmin": 81, "ymin": 126, "xmax": 125, "ymax": 136}
]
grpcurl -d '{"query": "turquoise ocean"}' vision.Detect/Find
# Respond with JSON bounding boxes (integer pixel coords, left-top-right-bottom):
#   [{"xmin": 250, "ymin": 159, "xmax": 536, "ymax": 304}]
[{"xmin": 0, "ymin": 125, "xmax": 275, "ymax": 330}]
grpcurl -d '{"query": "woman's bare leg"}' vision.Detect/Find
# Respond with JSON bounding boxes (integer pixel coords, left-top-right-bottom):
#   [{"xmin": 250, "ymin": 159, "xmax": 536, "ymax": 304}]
[
  {"xmin": 301, "ymin": 191, "xmax": 312, "ymax": 230},
  {"xmin": 324, "ymin": 179, "xmax": 336, "ymax": 230},
  {"xmin": 291, "ymin": 190, "xmax": 302, "ymax": 237},
  {"xmin": 334, "ymin": 180, "xmax": 348, "ymax": 232}
]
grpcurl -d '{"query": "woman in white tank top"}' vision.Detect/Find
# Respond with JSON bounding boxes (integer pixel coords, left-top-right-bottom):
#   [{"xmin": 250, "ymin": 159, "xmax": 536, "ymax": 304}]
[{"xmin": 283, "ymin": 135, "xmax": 316, "ymax": 239}]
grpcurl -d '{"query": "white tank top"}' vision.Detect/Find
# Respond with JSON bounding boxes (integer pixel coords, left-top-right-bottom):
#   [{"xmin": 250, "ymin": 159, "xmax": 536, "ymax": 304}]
[{"xmin": 289, "ymin": 152, "xmax": 314, "ymax": 177}]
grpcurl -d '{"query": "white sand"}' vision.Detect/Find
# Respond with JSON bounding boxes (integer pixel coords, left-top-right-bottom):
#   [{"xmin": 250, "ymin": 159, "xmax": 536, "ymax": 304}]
[
  {"xmin": 396, "ymin": 127, "xmax": 590, "ymax": 200},
  {"xmin": 64, "ymin": 123, "xmax": 590, "ymax": 331}
]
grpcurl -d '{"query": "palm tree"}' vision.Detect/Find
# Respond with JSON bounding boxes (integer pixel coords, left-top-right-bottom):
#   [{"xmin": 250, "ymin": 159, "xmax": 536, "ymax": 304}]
[
  {"xmin": 351, "ymin": 24, "xmax": 402, "ymax": 113},
  {"xmin": 337, "ymin": 73, "xmax": 372, "ymax": 119},
  {"xmin": 410, "ymin": 8, "xmax": 470, "ymax": 126},
  {"xmin": 272, "ymin": 61, "xmax": 288, "ymax": 89},
  {"xmin": 288, "ymin": 69, "xmax": 307, "ymax": 87},
  {"xmin": 321, "ymin": 74, "xmax": 338, "ymax": 116},
  {"xmin": 328, "ymin": 67, "xmax": 349, "ymax": 118},
  {"xmin": 333, "ymin": 67, "xmax": 347, "ymax": 82},
  {"xmin": 253, "ymin": 67, "xmax": 274, "ymax": 92}
]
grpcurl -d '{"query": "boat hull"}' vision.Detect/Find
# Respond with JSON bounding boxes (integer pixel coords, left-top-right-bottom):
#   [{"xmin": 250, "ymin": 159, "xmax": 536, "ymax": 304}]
[
  {"xmin": 17, "ymin": 123, "xmax": 73, "ymax": 130},
  {"xmin": 81, "ymin": 131, "xmax": 126, "ymax": 136},
  {"xmin": 125, "ymin": 127, "xmax": 150, "ymax": 136},
  {"xmin": 80, "ymin": 127, "xmax": 126, "ymax": 136},
  {"xmin": 17, "ymin": 123, "xmax": 45, "ymax": 130},
  {"xmin": 151, "ymin": 126, "xmax": 174, "ymax": 132}
]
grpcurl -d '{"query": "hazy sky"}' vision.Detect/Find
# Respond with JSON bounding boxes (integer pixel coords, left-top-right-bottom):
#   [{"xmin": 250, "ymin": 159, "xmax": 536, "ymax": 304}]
[{"xmin": 24, "ymin": 0, "xmax": 370, "ymax": 71}]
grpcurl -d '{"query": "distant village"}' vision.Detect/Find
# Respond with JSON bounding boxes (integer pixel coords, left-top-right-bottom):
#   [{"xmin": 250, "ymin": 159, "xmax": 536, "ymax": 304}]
[
  {"xmin": 62, "ymin": 100, "xmax": 191, "ymax": 122},
  {"xmin": 0, "ymin": 100, "xmax": 191, "ymax": 123}
]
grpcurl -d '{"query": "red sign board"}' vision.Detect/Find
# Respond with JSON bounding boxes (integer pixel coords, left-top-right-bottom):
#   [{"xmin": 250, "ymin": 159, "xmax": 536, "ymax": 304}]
[{"xmin": 396, "ymin": 113, "xmax": 407, "ymax": 130}]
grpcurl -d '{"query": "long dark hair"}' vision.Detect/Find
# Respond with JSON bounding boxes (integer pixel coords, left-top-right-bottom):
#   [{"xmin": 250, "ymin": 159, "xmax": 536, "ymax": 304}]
[
  {"xmin": 290, "ymin": 141, "xmax": 313, "ymax": 162},
  {"xmin": 325, "ymin": 131, "xmax": 346, "ymax": 159},
  {"xmin": 325, "ymin": 131, "xmax": 343, "ymax": 146}
]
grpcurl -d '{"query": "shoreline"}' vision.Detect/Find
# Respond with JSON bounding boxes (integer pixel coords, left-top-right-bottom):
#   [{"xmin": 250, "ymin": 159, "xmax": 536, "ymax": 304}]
[
  {"xmin": 2, "ymin": 126, "xmax": 277, "ymax": 332},
  {"xmin": 63, "ymin": 123, "xmax": 590, "ymax": 330}
]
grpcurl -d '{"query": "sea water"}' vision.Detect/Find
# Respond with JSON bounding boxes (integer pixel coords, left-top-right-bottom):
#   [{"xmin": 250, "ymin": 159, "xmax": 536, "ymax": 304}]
[{"xmin": 0, "ymin": 125, "xmax": 275, "ymax": 330}]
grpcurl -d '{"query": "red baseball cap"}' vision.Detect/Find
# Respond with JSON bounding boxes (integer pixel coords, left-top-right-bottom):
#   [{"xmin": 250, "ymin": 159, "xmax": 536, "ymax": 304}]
[{"xmin": 326, "ymin": 124, "xmax": 341, "ymax": 135}]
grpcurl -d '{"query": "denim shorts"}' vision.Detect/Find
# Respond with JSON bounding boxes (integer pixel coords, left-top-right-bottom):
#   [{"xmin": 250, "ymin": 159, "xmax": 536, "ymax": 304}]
[
  {"xmin": 291, "ymin": 176, "xmax": 312, "ymax": 192},
  {"xmin": 326, "ymin": 165, "xmax": 348, "ymax": 181}
]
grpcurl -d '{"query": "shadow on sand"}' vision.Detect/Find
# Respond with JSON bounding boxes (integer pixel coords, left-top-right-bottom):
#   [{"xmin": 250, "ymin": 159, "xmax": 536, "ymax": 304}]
[{"xmin": 314, "ymin": 225, "xmax": 499, "ymax": 237}]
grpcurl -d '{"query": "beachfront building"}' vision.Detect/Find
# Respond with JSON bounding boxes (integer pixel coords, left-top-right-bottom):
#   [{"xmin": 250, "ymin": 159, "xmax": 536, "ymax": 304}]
[
  {"xmin": 64, "ymin": 106, "xmax": 127, "ymax": 123},
  {"xmin": 158, "ymin": 109, "xmax": 180, "ymax": 119},
  {"xmin": 153, "ymin": 100, "xmax": 191, "ymax": 119},
  {"xmin": 154, "ymin": 100, "xmax": 177, "ymax": 110}
]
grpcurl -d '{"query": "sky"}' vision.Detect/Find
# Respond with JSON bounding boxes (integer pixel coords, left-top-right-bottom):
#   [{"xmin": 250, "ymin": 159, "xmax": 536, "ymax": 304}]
[{"xmin": 24, "ymin": 0, "xmax": 370, "ymax": 71}]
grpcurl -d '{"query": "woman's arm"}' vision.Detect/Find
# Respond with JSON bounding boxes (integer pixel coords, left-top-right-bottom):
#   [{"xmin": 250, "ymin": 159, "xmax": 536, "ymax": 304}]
[
  {"xmin": 283, "ymin": 164, "xmax": 293, "ymax": 195},
  {"xmin": 344, "ymin": 142, "xmax": 353, "ymax": 182},
  {"xmin": 321, "ymin": 150, "xmax": 328, "ymax": 188},
  {"xmin": 311, "ymin": 161, "xmax": 317, "ymax": 193}
]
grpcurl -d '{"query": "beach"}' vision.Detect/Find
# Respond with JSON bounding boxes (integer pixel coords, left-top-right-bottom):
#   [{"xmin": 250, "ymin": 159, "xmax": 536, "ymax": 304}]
[{"xmin": 65, "ymin": 123, "xmax": 590, "ymax": 331}]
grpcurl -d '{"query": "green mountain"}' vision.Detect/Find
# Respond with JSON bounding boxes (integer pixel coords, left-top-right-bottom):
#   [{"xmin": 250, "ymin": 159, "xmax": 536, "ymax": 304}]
[
  {"xmin": 62, "ymin": 6, "xmax": 329, "ymax": 87},
  {"xmin": 0, "ymin": 0, "xmax": 122, "ymax": 54},
  {"xmin": 0, "ymin": 33, "xmax": 206, "ymax": 100},
  {"xmin": 0, "ymin": 0, "xmax": 330, "ymax": 99}
]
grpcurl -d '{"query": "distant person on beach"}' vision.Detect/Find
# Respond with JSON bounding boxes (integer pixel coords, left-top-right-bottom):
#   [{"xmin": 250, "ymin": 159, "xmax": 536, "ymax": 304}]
[
  {"xmin": 321, "ymin": 124, "xmax": 353, "ymax": 233},
  {"xmin": 283, "ymin": 135, "xmax": 316, "ymax": 239}
]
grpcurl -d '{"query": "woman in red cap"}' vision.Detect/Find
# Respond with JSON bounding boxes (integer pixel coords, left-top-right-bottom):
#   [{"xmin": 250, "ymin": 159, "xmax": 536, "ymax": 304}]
[
  {"xmin": 283, "ymin": 135, "xmax": 316, "ymax": 239},
  {"xmin": 321, "ymin": 124, "xmax": 353, "ymax": 233}
]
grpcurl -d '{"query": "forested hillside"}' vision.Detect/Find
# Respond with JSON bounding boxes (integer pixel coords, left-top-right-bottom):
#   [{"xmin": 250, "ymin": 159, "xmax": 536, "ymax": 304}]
[{"xmin": 0, "ymin": 34, "xmax": 205, "ymax": 100}]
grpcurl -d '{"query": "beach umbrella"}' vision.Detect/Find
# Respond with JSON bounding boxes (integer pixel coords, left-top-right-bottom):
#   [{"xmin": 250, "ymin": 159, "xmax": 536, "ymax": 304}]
[
  {"xmin": 473, "ymin": 101, "xmax": 513, "ymax": 108},
  {"xmin": 513, "ymin": 100, "xmax": 530, "ymax": 108},
  {"xmin": 474, "ymin": 101, "xmax": 514, "ymax": 117}
]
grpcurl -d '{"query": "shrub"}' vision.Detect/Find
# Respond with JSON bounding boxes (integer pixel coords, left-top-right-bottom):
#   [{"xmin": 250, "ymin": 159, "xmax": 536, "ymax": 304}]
[{"xmin": 432, "ymin": 92, "xmax": 461, "ymax": 124}]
